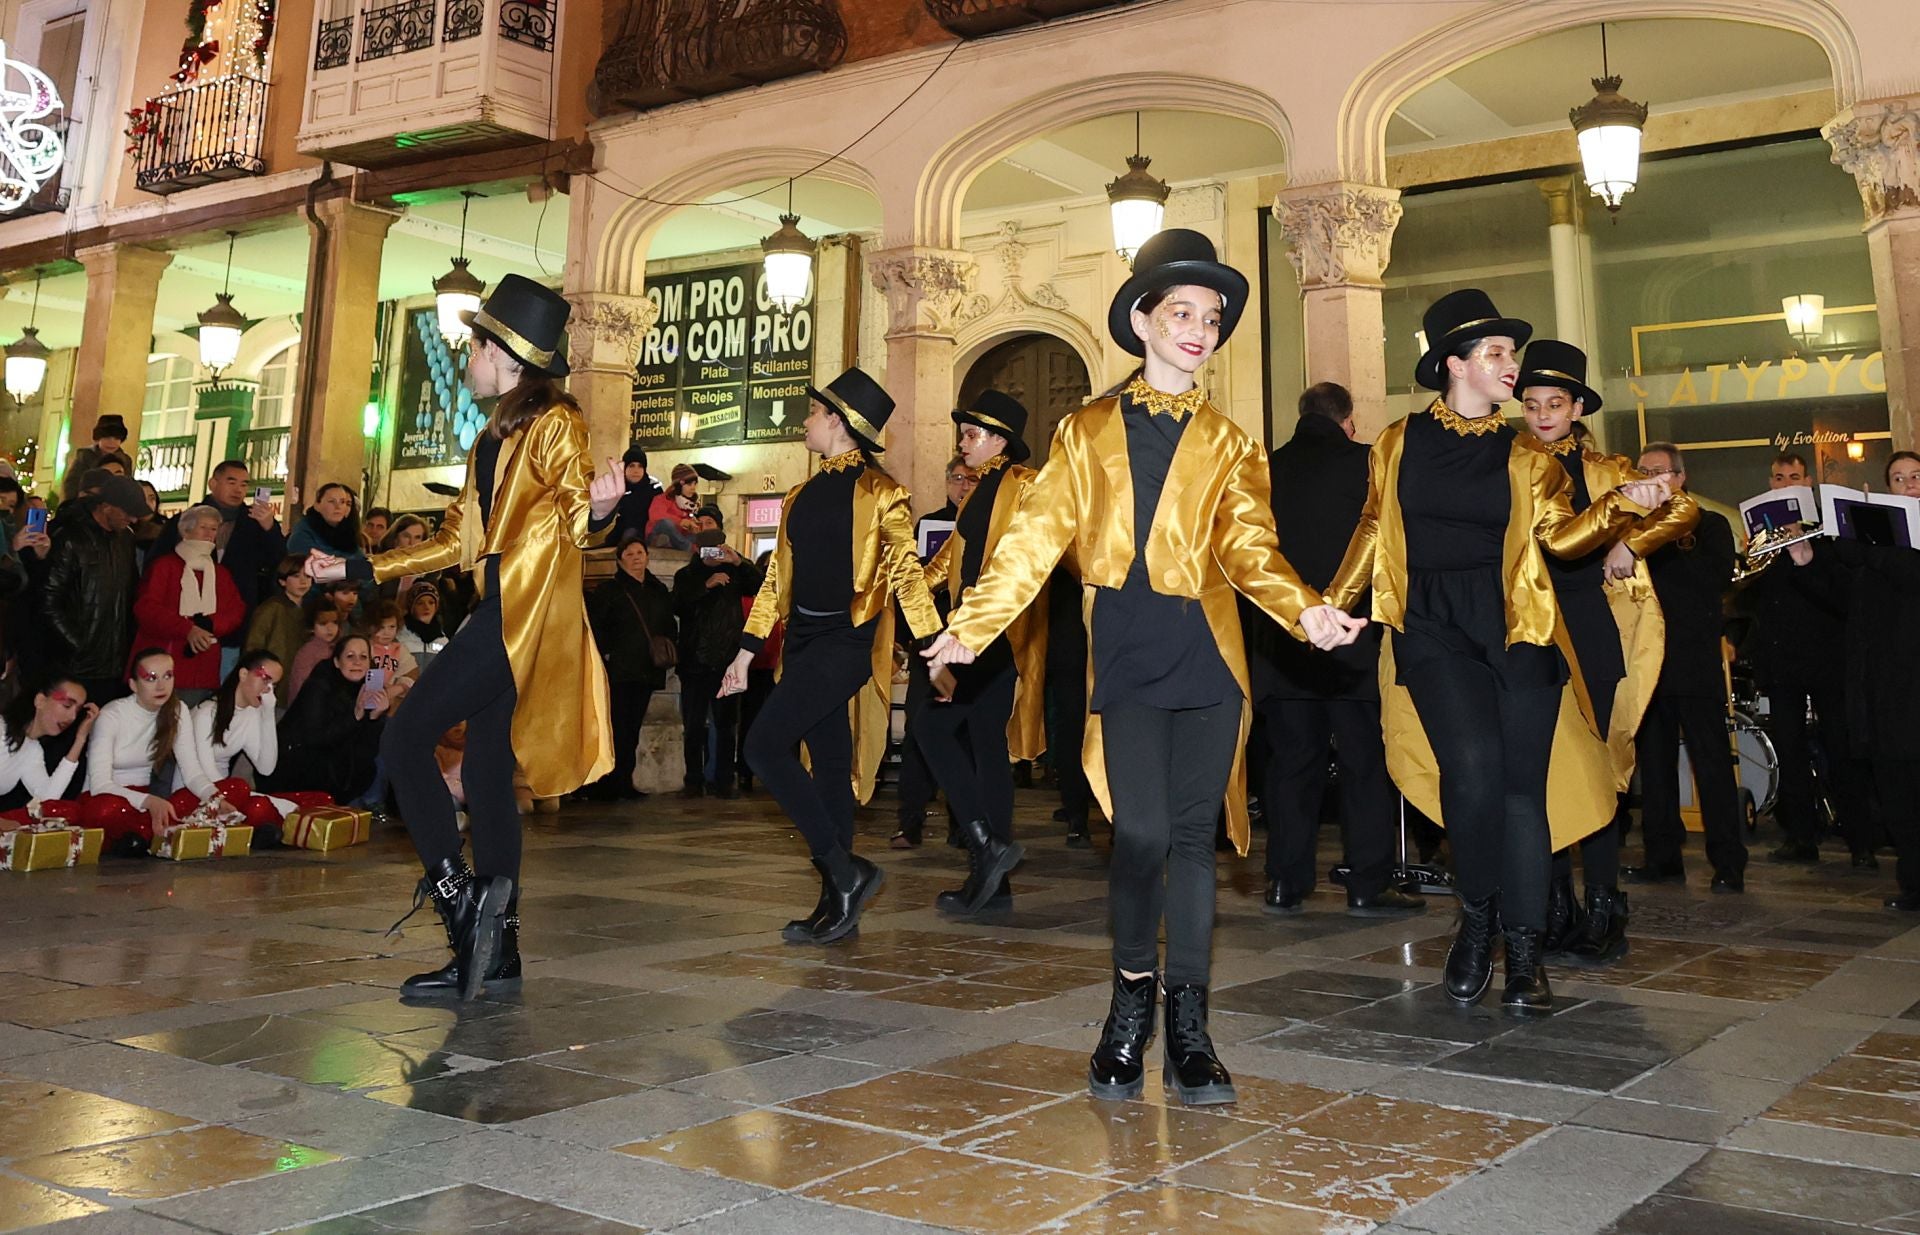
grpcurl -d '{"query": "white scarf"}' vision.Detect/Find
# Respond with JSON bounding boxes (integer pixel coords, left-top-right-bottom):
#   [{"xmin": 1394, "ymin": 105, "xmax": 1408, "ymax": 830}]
[{"xmin": 176, "ymin": 540, "xmax": 218, "ymax": 618}]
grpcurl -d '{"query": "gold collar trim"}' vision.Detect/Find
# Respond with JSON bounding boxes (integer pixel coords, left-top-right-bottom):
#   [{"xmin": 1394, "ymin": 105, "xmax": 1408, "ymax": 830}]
[
  {"xmin": 1431, "ymin": 397, "xmax": 1506, "ymax": 437},
  {"xmin": 1123, "ymin": 376, "xmax": 1204, "ymax": 421},
  {"xmin": 818, "ymin": 448, "xmax": 865, "ymax": 474},
  {"xmin": 974, "ymin": 453, "xmax": 1009, "ymax": 476},
  {"xmin": 1540, "ymin": 435, "xmax": 1579, "ymax": 457}
]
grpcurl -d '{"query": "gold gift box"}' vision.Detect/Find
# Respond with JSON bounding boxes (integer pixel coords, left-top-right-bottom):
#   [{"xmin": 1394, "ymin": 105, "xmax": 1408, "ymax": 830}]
[
  {"xmin": 288, "ymin": 806, "xmax": 372, "ymax": 852},
  {"xmin": 3, "ymin": 826, "xmax": 104, "ymax": 872},
  {"xmin": 155, "ymin": 824, "xmax": 255, "ymax": 861}
]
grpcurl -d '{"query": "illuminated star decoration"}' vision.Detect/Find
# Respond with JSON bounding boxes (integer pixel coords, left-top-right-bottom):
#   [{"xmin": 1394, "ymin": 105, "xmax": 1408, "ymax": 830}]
[{"xmin": 0, "ymin": 41, "xmax": 62, "ymax": 213}]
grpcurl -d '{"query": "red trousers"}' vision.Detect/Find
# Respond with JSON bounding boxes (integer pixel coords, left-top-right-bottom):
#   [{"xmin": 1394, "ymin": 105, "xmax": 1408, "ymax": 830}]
[{"xmin": 8, "ymin": 782, "xmax": 334, "ymax": 851}]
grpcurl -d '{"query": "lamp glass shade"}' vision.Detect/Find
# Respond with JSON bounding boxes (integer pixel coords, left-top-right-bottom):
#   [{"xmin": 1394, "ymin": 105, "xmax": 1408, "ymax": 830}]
[
  {"xmin": 433, "ymin": 256, "xmax": 484, "ymax": 345},
  {"xmin": 1570, "ymin": 76, "xmax": 1648, "ymax": 213},
  {"xmin": 4, "ymin": 326, "xmax": 48, "ymax": 402},
  {"xmin": 1105, "ymin": 155, "xmax": 1171, "ymax": 262},
  {"xmin": 197, "ymin": 292, "xmax": 246, "ymax": 373},
  {"xmin": 760, "ymin": 214, "xmax": 816, "ymax": 313},
  {"xmin": 1782, "ymin": 294, "xmax": 1825, "ymax": 344}
]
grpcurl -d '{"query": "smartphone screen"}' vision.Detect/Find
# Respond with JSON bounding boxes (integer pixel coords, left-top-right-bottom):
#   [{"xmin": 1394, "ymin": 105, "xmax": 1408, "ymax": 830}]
[
  {"xmin": 701, "ymin": 546, "xmax": 722, "ymax": 561},
  {"xmin": 25, "ymin": 507, "xmax": 47, "ymax": 536}
]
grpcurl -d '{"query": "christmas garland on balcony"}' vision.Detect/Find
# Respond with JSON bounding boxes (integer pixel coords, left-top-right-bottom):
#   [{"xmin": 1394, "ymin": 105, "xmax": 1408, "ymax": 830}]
[{"xmin": 125, "ymin": 0, "xmax": 275, "ymax": 151}]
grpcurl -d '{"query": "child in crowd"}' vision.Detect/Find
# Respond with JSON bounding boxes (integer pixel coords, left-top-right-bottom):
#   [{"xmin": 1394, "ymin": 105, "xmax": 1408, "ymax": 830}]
[
  {"xmin": 365, "ymin": 601, "xmax": 420, "ymax": 705},
  {"xmin": 79, "ymin": 650, "xmax": 189, "ymax": 854},
  {"xmin": 246, "ymin": 556, "xmax": 313, "ymax": 673},
  {"xmin": 314, "ymin": 578, "xmax": 362, "ymax": 628},
  {"xmin": 181, "ymin": 652, "xmax": 328, "ymax": 847},
  {"xmin": 286, "ymin": 606, "xmax": 345, "ymax": 706}
]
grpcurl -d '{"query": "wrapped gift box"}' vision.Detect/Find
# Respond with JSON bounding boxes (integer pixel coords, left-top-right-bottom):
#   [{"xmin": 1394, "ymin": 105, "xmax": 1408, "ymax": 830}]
[
  {"xmin": 2, "ymin": 824, "xmax": 104, "ymax": 872},
  {"xmin": 155, "ymin": 822, "xmax": 254, "ymax": 861},
  {"xmin": 287, "ymin": 806, "xmax": 372, "ymax": 852}
]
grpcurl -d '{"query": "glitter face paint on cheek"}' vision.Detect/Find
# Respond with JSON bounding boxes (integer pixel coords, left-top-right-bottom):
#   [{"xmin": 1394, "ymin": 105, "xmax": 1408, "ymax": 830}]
[{"xmin": 1151, "ymin": 303, "xmax": 1179, "ymax": 340}]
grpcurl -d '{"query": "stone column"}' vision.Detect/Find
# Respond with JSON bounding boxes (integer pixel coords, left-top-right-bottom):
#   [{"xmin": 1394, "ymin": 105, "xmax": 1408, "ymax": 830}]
[
  {"xmin": 295, "ymin": 199, "xmax": 399, "ymax": 501},
  {"xmin": 71, "ymin": 244, "xmax": 171, "ymax": 445},
  {"xmin": 866, "ymin": 246, "xmax": 981, "ymax": 509},
  {"xmin": 1271, "ymin": 181, "xmax": 1403, "ymax": 441},
  {"xmin": 563, "ymin": 292, "xmax": 660, "ymax": 457},
  {"xmin": 1826, "ymin": 98, "xmax": 1920, "ymax": 451},
  {"xmin": 1540, "ymin": 176, "xmax": 1600, "ymax": 359}
]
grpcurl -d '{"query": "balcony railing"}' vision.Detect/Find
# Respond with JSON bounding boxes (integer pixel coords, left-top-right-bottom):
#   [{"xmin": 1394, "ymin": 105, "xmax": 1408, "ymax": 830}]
[
  {"xmin": 442, "ymin": 0, "xmax": 482, "ymax": 42},
  {"xmin": 236, "ymin": 426, "xmax": 290, "ymax": 489},
  {"xmin": 315, "ymin": 15, "xmax": 353, "ymax": 68},
  {"xmin": 135, "ymin": 436, "xmax": 198, "ymax": 502},
  {"xmin": 360, "ymin": 0, "xmax": 437, "ymax": 61},
  {"xmin": 593, "ymin": 0, "xmax": 846, "ymax": 114},
  {"xmin": 921, "ymin": 0, "xmax": 1138, "ymax": 37},
  {"xmin": 498, "ymin": 0, "xmax": 552, "ymax": 50},
  {"xmin": 132, "ymin": 75, "xmax": 271, "ymax": 195}
]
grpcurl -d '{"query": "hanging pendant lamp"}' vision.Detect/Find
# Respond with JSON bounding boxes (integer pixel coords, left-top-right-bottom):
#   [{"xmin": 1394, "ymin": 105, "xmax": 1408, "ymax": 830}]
[
  {"xmin": 1107, "ymin": 112, "xmax": 1170, "ymax": 263},
  {"xmin": 4, "ymin": 268, "xmax": 49, "ymax": 404},
  {"xmin": 1569, "ymin": 24, "xmax": 1649, "ymax": 214},
  {"xmin": 760, "ymin": 180, "xmax": 815, "ymax": 313},
  {"xmin": 434, "ymin": 191, "xmax": 485, "ymax": 347},
  {"xmin": 198, "ymin": 232, "xmax": 246, "ymax": 376}
]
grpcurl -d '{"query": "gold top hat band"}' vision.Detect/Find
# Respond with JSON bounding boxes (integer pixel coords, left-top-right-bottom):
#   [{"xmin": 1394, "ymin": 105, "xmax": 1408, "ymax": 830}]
[
  {"xmin": 819, "ymin": 387, "xmax": 885, "ymax": 450},
  {"xmin": 963, "ymin": 410, "xmax": 1016, "ymax": 435},
  {"xmin": 1528, "ymin": 368, "xmax": 1586, "ymax": 386},
  {"xmin": 472, "ymin": 308, "xmax": 555, "ymax": 370},
  {"xmin": 1442, "ymin": 316, "xmax": 1497, "ymax": 339}
]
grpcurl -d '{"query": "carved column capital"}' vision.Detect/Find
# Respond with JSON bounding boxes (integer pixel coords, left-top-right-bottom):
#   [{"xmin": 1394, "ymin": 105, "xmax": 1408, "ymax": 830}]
[
  {"xmin": 867, "ymin": 246, "xmax": 985, "ymax": 337},
  {"xmin": 1824, "ymin": 98, "xmax": 1920, "ymax": 224},
  {"xmin": 562, "ymin": 291, "xmax": 660, "ymax": 373},
  {"xmin": 1271, "ymin": 181, "xmax": 1404, "ymax": 290}
]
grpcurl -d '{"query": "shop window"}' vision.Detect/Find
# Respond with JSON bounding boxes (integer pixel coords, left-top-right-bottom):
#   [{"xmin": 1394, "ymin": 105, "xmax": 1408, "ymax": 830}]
[{"xmin": 142, "ymin": 354, "xmax": 197, "ymax": 439}]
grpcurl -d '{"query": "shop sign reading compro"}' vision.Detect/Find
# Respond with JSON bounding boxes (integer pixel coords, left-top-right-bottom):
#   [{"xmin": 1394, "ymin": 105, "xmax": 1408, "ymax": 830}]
[{"xmin": 630, "ymin": 261, "xmax": 814, "ymax": 448}]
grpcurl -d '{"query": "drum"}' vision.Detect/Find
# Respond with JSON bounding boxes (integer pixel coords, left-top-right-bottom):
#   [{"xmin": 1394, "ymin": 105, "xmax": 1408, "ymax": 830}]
[{"xmin": 1676, "ymin": 708, "xmax": 1776, "ymax": 829}]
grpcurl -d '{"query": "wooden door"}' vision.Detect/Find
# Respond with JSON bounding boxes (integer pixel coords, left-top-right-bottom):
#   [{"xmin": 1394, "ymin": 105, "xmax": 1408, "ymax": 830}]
[{"xmin": 955, "ymin": 333, "xmax": 1091, "ymax": 466}]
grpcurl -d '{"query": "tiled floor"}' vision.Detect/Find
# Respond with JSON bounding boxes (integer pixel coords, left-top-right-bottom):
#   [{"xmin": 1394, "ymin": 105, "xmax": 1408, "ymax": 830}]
[{"xmin": 1, "ymin": 791, "xmax": 1917, "ymax": 1234}]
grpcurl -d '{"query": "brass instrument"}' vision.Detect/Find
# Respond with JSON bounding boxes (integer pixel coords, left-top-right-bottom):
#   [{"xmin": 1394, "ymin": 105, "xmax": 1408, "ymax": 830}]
[{"xmin": 1732, "ymin": 521, "xmax": 1817, "ymax": 583}]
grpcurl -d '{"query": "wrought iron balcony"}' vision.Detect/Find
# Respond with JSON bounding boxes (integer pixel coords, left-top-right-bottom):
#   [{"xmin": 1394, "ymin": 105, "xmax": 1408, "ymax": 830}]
[
  {"xmin": 922, "ymin": 0, "xmax": 1138, "ymax": 37},
  {"xmin": 132, "ymin": 75, "xmax": 271, "ymax": 195},
  {"xmin": 236, "ymin": 426, "xmax": 291, "ymax": 487},
  {"xmin": 359, "ymin": 0, "xmax": 436, "ymax": 61},
  {"xmin": 591, "ymin": 0, "xmax": 846, "ymax": 115}
]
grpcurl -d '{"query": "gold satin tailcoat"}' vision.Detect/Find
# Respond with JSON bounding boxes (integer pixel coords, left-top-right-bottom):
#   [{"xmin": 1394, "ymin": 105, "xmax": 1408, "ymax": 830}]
[
  {"xmin": 1324, "ymin": 410, "xmax": 1658, "ymax": 848},
  {"xmin": 924, "ymin": 463, "xmax": 1049, "ymax": 760},
  {"xmin": 943, "ymin": 396, "xmax": 1323, "ymax": 856},
  {"xmin": 1577, "ymin": 447, "xmax": 1701, "ymax": 787},
  {"xmin": 744, "ymin": 466, "xmax": 943, "ymax": 804},
  {"xmin": 367, "ymin": 401, "xmax": 614, "ymax": 798}
]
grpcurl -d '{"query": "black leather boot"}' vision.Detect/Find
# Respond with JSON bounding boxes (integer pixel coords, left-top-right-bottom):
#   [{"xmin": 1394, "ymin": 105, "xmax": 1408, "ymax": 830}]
[
  {"xmin": 1088, "ymin": 969, "xmax": 1157, "ymax": 1100},
  {"xmin": 936, "ymin": 819, "xmax": 1024, "ymax": 916},
  {"xmin": 807, "ymin": 852, "xmax": 885, "ymax": 944},
  {"xmin": 783, "ymin": 861, "xmax": 834, "ymax": 943},
  {"xmin": 1501, "ymin": 926, "xmax": 1553, "ymax": 1014},
  {"xmin": 1163, "ymin": 982, "xmax": 1236, "ymax": 1106},
  {"xmin": 1542, "ymin": 870, "xmax": 1585, "ymax": 955},
  {"xmin": 1443, "ymin": 895, "xmax": 1497, "ymax": 1005},
  {"xmin": 492, "ymin": 893, "xmax": 522, "ymax": 983},
  {"xmin": 1565, "ymin": 886, "xmax": 1628, "ymax": 967},
  {"xmin": 398, "ymin": 856, "xmax": 513, "ymax": 1001}
]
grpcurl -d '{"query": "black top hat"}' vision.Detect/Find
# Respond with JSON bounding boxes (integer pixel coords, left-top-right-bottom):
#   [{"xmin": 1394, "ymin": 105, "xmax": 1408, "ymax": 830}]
[
  {"xmin": 1516, "ymin": 339, "xmax": 1603, "ymax": 415},
  {"xmin": 808, "ymin": 367, "xmax": 895, "ymax": 454},
  {"xmin": 1108, "ymin": 228, "xmax": 1249, "ymax": 357},
  {"xmin": 1414, "ymin": 288, "xmax": 1533, "ymax": 392},
  {"xmin": 92, "ymin": 415, "xmax": 129, "ymax": 443},
  {"xmin": 464, "ymin": 273, "xmax": 571, "ymax": 377},
  {"xmin": 952, "ymin": 390, "xmax": 1031, "ymax": 463}
]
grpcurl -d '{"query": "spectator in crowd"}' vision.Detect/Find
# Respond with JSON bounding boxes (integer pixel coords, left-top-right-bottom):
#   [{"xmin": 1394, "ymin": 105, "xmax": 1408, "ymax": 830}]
[
  {"xmin": 436, "ymin": 568, "xmax": 475, "ymax": 633},
  {"xmin": 285, "ymin": 605, "xmax": 345, "ymax": 705},
  {"xmin": 648, "ymin": 463, "xmax": 701, "ymax": 549},
  {"xmin": 614, "ymin": 447, "xmax": 664, "ymax": 543},
  {"xmin": 132, "ymin": 480, "xmax": 167, "ymax": 564},
  {"xmin": 0, "ymin": 476, "xmax": 23, "ymax": 524},
  {"xmin": 1737, "ymin": 451, "xmax": 1874, "ymax": 867},
  {"xmin": 60, "ymin": 415, "xmax": 134, "ymax": 502},
  {"xmin": 1625, "ymin": 443, "xmax": 1747, "ymax": 891},
  {"xmin": 0, "ymin": 676, "xmax": 96, "ymax": 813},
  {"xmin": 581, "ymin": 531, "xmax": 676, "ymax": 801},
  {"xmin": 80, "ymin": 649, "xmax": 187, "ymax": 854},
  {"xmin": 313, "ymin": 577, "xmax": 363, "ymax": 628},
  {"xmin": 1250, "ymin": 382, "xmax": 1419, "ymax": 917},
  {"xmin": 672, "ymin": 509, "xmax": 760, "ymax": 798},
  {"xmin": 375, "ymin": 515, "xmax": 431, "ymax": 603},
  {"xmin": 736, "ymin": 550, "xmax": 781, "ymax": 796},
  {"xmin": 132, "ymin": 504, "xmax": 246, "ymax": 706},
  {"xmin": 245, "ymin": 556, "xmax": 313, "ymax": 673},
  {"xmin": 149, "ymin": 462, "xmax": 287, "ymax": 670},
  {"xmin": 103, "ymin": 458, "xmax": 130, "ymax": 478},
  {"xmin": 4, "ymin": 492, "xmax": 52, "ymax": 676},
  {"xmin": 180, "ymin": 652, "xmax": 294, "ymax": 844},
  {"xmin": 270, "ymin": 633, "xmax": 387, "ymax": 803},
  {"xmin": 366, "ymin": 600, "xmax": 421, "ymax": 697},
  {"xmin": 397, "ymin": 582, "xmax": 448, "ymax": 668},
  {"xmin": 892, "ymin": 456, "xmax": 972, "ymax": 847},
  {"xmin": 40, "ymin": 475, "xmax": 144, "ymax": 704},
  {"xmin": 288, "ymin": 483, "xmax": 365, "ymax": 565},
  {"xmin": 360, "ymin": 507, "xmax": 392, "ymax": 553}
]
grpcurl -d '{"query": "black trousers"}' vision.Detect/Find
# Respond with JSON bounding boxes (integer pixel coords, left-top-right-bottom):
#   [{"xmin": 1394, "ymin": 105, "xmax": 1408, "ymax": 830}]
[
  {"xmin": 743, "ymin": 613, "xmax": 874, "ymax": 863},
  {"xmin": 912, "ymin": 645, "xmax": 1018, "ymax": 844},
  {"xmin": 678, "ymin": 668, "xmax": 739, "ymax": 792},
  {"xmin": 1400, "ymin": 659, "xmax": 1558, "ymax": 931},
  {"xmin": 1102, "ymin": 697, "xmax": 1240, "ymax": 986},
  {"xmin": 1258, "ymin": 694, "xmax": 1396, "ymax": 899},
  {"xmin": 1875, "ymin": 757, "xmax": 1920, "ymax": 895},
  {"xmin": 895, "ymin": 652, "xmax": 938, "ymax": 824},
  {"xmin": 737, "ymin": 668, "xmax": 775, "ymax": 784},
  {"xmin": 1762, "ymin": 672, "xmax": 1873, "ymax": 852},
  {"xmin": 1048, "ymin": 642, "xmax": 1091, "ymax": 830},
  {"xmin": 589, "ymin": 682, "xmax": 654, "ymax": 797},
  {"xmin": 385, "ymin": 594, "xmax": 520, "ymax": 883},
  {"xmin": 1635, "ymin": 691, "xmax": 1747, "ymax": 878}
]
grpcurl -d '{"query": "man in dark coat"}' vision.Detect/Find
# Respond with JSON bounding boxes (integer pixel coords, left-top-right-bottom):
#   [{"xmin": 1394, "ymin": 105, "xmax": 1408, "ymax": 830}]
[
  {"xmin": 1625, "ymin": 443, "xmax": 1749, "ymax": 891},
  {"xmin": 39, "ymin": 475, "xmax": 145, "ymax": 703},
  {"xmin": 613, "ymin": 446, "xmax": 664, "ymax": 544},
  {"xmin": 1247, "ymin": 383, "xmax": 1419, "ymax": 916},
  {"xmin": 671, "ymin": 507, "xmax": 762, "ymax": 799},
  {"xmin": 148, "ymin": 459, "xmax": 288, "ymax": 673}
]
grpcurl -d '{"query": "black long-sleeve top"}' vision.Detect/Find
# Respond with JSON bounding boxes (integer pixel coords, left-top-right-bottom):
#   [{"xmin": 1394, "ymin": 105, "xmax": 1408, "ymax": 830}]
[
  {"xmin": 1399, "ymin": 410, "xmax": 1511, "ymax": 572},
  {"xmin": 956, "ymin": 461, "xmax": 1006, "ymax": 593},
  {"xmin": 785, "ymin": 463, "xmax": 859, "ymax": 615}
]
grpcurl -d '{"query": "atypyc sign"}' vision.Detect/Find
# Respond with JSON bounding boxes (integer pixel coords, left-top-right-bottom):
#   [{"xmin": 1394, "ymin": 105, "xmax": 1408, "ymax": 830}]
[
  {"xmin": 0, "ymin": 41, "xmax": 62, "ymax": 212},
  {"xmin": 630, "ymin": 261, "xmax": 813, "ymax": 449}
]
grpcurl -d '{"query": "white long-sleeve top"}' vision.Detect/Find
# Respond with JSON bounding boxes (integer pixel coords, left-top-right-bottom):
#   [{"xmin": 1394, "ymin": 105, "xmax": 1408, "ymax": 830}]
[
  {"xmin": 86, "ymin": 697, "xmax": 166, "ymax": 806},
  {"xmin": 0, "ymin": 720, "xmax": 83, "ymax": 801},
  {"xmin": 180, "ymin": 699, "xmax": 278, "ymax": 800}
]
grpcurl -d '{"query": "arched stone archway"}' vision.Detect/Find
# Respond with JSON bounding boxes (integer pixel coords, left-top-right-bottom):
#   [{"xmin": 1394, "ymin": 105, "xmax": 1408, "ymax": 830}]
[
  {"xmin": 916, "ymin": 75, "xmax": 1292, "ymax": 249},
  {"xmin": 955, "ymin": 331, "xmax": 1092, "ymax": 466},
  {"xmin": 1337, "ymin": 0, "xmax": 1862, "ymax": 185}
]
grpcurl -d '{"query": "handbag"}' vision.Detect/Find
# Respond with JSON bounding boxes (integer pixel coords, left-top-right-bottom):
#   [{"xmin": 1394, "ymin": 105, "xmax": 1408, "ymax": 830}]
[{"xmin": 621, "ymin": 587, "xmax": 677, "ymax": 670}]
